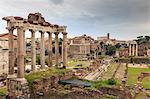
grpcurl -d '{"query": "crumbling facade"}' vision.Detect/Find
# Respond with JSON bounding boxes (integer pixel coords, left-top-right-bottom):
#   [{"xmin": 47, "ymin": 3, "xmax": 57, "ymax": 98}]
[{"xmin": 68, "ymin": 34, "xmax": 95, "ymax": 59}]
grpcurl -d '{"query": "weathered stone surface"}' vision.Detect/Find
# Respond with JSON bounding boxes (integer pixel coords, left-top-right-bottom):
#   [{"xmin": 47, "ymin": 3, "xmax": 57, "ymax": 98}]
[
  {"xmin": 32, "ymin": 71, "xmax": 75, "ymax": 97},
  {"xmin": 33, "ymin": 88, "xmax": 103, "ymax": 99},
  {"xmin": 98, "ymin": 87, "xmax": 132, "ymax": 99}
]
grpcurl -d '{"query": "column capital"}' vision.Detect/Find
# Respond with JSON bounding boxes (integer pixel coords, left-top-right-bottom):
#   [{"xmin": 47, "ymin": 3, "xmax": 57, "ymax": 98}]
[
  {"xmin": 54, "ymin": 32, "xmax": 59, "ymax": 35},
  {"xmin": 47, "ymin": 31, "xmax": 52, "ymax": 34},
  {"xmin": 62, "ymin": 32, "xmax": 68, "ymax": 35},
  {"xmin": 39, "ymin": 30, "xmax": 45, "ymax": 33},
  {"xmin": 6, "ymin": 27, "xmax": 15, "ymax": 31},
  {"xmin": 29, "ymin": 29, "xmax": 36, "ymax": 33},
  {"xmin": 17, "ymin": 26, "xmax": 26, "ymax": 32}
]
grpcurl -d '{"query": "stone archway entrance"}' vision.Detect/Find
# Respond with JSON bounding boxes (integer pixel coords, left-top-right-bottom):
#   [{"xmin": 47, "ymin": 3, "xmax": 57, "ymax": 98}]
[{"xmin": 3, "ymin": 12, "xmax": 68, "ymax": 98}]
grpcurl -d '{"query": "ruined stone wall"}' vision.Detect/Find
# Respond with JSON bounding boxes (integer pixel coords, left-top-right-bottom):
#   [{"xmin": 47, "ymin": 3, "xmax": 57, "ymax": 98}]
[
  {"xmin": 31, "ymin": 71, "xmax": 75, "ymax": 98},
  {"xmin": 98, "ymin": 87, "xmax": 132, "ymax": 99}
]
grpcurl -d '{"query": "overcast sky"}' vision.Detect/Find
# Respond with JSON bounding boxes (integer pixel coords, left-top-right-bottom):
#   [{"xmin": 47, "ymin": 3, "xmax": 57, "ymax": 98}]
[{"xmin": 0, "ymin": 0, "xmax": 149, "ymax": 40}]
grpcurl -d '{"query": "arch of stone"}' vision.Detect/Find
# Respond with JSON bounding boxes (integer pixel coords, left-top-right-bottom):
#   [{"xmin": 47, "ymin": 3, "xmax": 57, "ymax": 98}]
[{"xmin": 3, "ymin": 12, "xmax": 68, "ymax": 97}]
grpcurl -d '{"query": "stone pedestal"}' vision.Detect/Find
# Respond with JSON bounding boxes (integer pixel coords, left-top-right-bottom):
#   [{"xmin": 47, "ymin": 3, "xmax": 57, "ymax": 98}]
[
  {"xmin": 9, "ymin": 78, "xmax": 30, "ymax": 99},
  {"xmin": 7, "ymin": 74, "xmax": 16, "ymax": 95}
]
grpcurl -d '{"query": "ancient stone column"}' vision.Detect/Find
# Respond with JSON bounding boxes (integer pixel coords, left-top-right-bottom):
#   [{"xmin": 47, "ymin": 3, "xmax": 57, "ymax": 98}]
[
  {"xmin": 54, "ymin": 32, "xmax": 59, "ymax": 67},
  {"xmin": 62, "ymin": 32, "xmax": 68, "ymax": 68},
  {"xmin": 17, "ymin": 27, "xmax": 25, "ymax": 78},
  {"xmin": 40, "ymin": 31, "xmax": 45, "ymax": 69},
  {"xmin": 136, "ymin": 44, "xmax": 138, "ymax": 56},
  {"xmin": 129, "ymin": 44, "xmax": 131, "ymax": 56},
  {"xmin": 132, "ymin": 44, "xmax": 135, "ymax": 56},
  {"xmin": 47, "ymin": 32, "xmax": 53, "ymax": 67},
  {"xmin": 30, "ymin": 29, "xmax": 36, "ymax": 71},
  {"xmin": 7, "ymin": 27, "xmax": 15, "ymax": 75}
]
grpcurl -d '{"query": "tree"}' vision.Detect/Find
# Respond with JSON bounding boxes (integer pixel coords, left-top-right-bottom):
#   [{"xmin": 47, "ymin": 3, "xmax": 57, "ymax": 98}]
[
  {"xmin": 115, "ymin": 43, "xmax": 121, "ymax": 49},
  {"xmin": 105, "ymin": 45, "xmax": 116, "ymax": 56},
  {"xmin": 135, "ymin": 35, "xmax": 150, "ymax": 44}
]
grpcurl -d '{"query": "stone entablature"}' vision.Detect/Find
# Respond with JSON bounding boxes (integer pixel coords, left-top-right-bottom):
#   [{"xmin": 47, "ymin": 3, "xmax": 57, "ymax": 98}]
[{"xmin": 3, "ymin": 13, "xmax": 66, "ymax": 33}]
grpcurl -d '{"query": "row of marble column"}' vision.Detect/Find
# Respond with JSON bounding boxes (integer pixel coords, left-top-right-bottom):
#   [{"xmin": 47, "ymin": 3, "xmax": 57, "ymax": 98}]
[
  {"xmin": 8, "ymin": 26, "xmax": 68, "ymax": 78},
  {"xmin": 129, "ymin": 44, "xmax": 138, "ymax": 56}
]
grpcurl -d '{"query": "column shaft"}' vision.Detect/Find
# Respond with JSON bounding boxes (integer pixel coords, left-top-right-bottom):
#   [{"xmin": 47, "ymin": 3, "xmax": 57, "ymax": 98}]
[
  {"xmin": 48, "ymin": 32, "xmax": 53, "ymax": 67},
  {"xmin": 54, "ymin": 32, "xmax": 59, "ymax": 67},
  {"xmin": 129, "ymin": 44, "xmax": 131, "ymax": 56},
  {"xmin": 17, "ymin": 27, "xmax": 25, "ymax": 78},
  {"xmin": 136, "ymin": 44, "xmax": 138, "ymax": 56},
  {"xmin": 31, "ymin": 30, "xmax": 36, "ymax": 71},
  {"xmin": 8, "ymin": 27, "xmax": 14, "ymax": 75},
  {"xmin": 132, "ymin": 44, "xmax": 135, "ymax": 56},
  {"xmin": 62, "ymin": 32, "xmax": 67, "ymax": 68},
  {"xmin": 40, "ymin": 31, "xmax": 45, "ymax": 69}
]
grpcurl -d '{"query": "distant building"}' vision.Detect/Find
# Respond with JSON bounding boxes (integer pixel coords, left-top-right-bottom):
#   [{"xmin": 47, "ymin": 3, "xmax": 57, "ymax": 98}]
[
  {"xmin": 147, "ymin": 49, "xmax": 150, "ymax": 57},
  {"xmin": 97, "ymin": 33, "xmax": 127, "ymax": 46},
  {"xmin": 138, "ymin": 42, "xmax": 150, "ymax": 56},
  {"xmin": 68, "ymin": 34, "xmax": 95, "ymax": 59},
  {"xmin": 115, "ymin": 48, "xmax": 129, "ymax": 57},
  {"xmin": 0, "ymin": 33, "xmax": 17, "ymax": 75}
]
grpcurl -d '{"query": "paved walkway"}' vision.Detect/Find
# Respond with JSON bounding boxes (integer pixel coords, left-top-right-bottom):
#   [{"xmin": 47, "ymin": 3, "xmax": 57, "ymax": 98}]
[{"xmin": 84, "ymin": 59, "xmax": 111, "ymax": 81}]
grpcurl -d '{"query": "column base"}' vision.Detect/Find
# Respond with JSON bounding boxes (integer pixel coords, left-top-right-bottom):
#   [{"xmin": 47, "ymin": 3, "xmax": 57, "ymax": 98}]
[
  {"xmin": 8, "ymin": 78, "xmax": 30, "ymax": 99},
  {"xmin": 7, "ymin": 74, "xmax": 17, "ymax": 94},
  {"xmin": 7, "ymin": 74, "xmax": 16, "ymax": 79}
]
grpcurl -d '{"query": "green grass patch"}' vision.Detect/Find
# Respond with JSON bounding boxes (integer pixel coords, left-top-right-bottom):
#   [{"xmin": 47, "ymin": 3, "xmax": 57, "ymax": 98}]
[
  {"xmin": 91, "ymin": 79, "xmax": 118, "ymax": 89},
  {"xmin": 67, "ymin": 60, "xmax": 91, "ymax": 69},
  {"xmin": 0, "ymin": 87, "xmax": 7, "ymax": 96},
  {"xmin": 104, "ymin": 94, "xmax": 116, "ymax": 99},
  {"xmin": 127, "ymin": 67, "xmax": 150, "ymax": 88},
  {"xmin": 25, "ymin": 68, "xmax": 70, "ymax": 87},
  {"xmin": 102, "ymin": 63, "xmax": 119, "ymax": 79},
  {"xmin": 68, "ymin": 78, "xmax": 118, "ymax": 89}
]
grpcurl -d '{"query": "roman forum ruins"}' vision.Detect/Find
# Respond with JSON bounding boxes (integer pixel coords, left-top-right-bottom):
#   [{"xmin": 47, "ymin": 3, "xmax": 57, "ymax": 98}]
[{"xmin": 3, "ymin": 12, "xmax": 68, "ymax": 96}]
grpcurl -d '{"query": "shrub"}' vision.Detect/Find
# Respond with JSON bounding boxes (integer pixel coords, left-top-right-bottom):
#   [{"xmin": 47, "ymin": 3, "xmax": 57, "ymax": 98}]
[{"xmin": 107, "ymin": 79, "xmax": 117, "ymax": 85}]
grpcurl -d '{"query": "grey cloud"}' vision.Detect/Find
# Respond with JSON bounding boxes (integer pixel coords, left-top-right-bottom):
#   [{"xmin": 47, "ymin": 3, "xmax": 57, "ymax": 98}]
[
  {"xmin": 50, "ymin": 0, "xmax": 64, "ymax": 5},
  {"xmin": 71, "ymin": 0, "xmax": 150, "ymax": 25},
  {"xmin": 0, "ymin": 0, "xmax": 149, "ymax": 40}
]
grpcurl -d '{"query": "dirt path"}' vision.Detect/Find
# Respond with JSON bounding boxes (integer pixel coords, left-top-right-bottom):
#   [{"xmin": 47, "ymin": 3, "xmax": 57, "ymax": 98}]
[
  {"xmin": 101, "ymin": 63, "xmax": 119, "ymax": 80},
  {"xmin": 114, "ymin": 63, "xmax": 127, "ymax": 80},
  {"xmin": 84, "ymin": 59, "xmax": 111, "ymax": 81}
]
